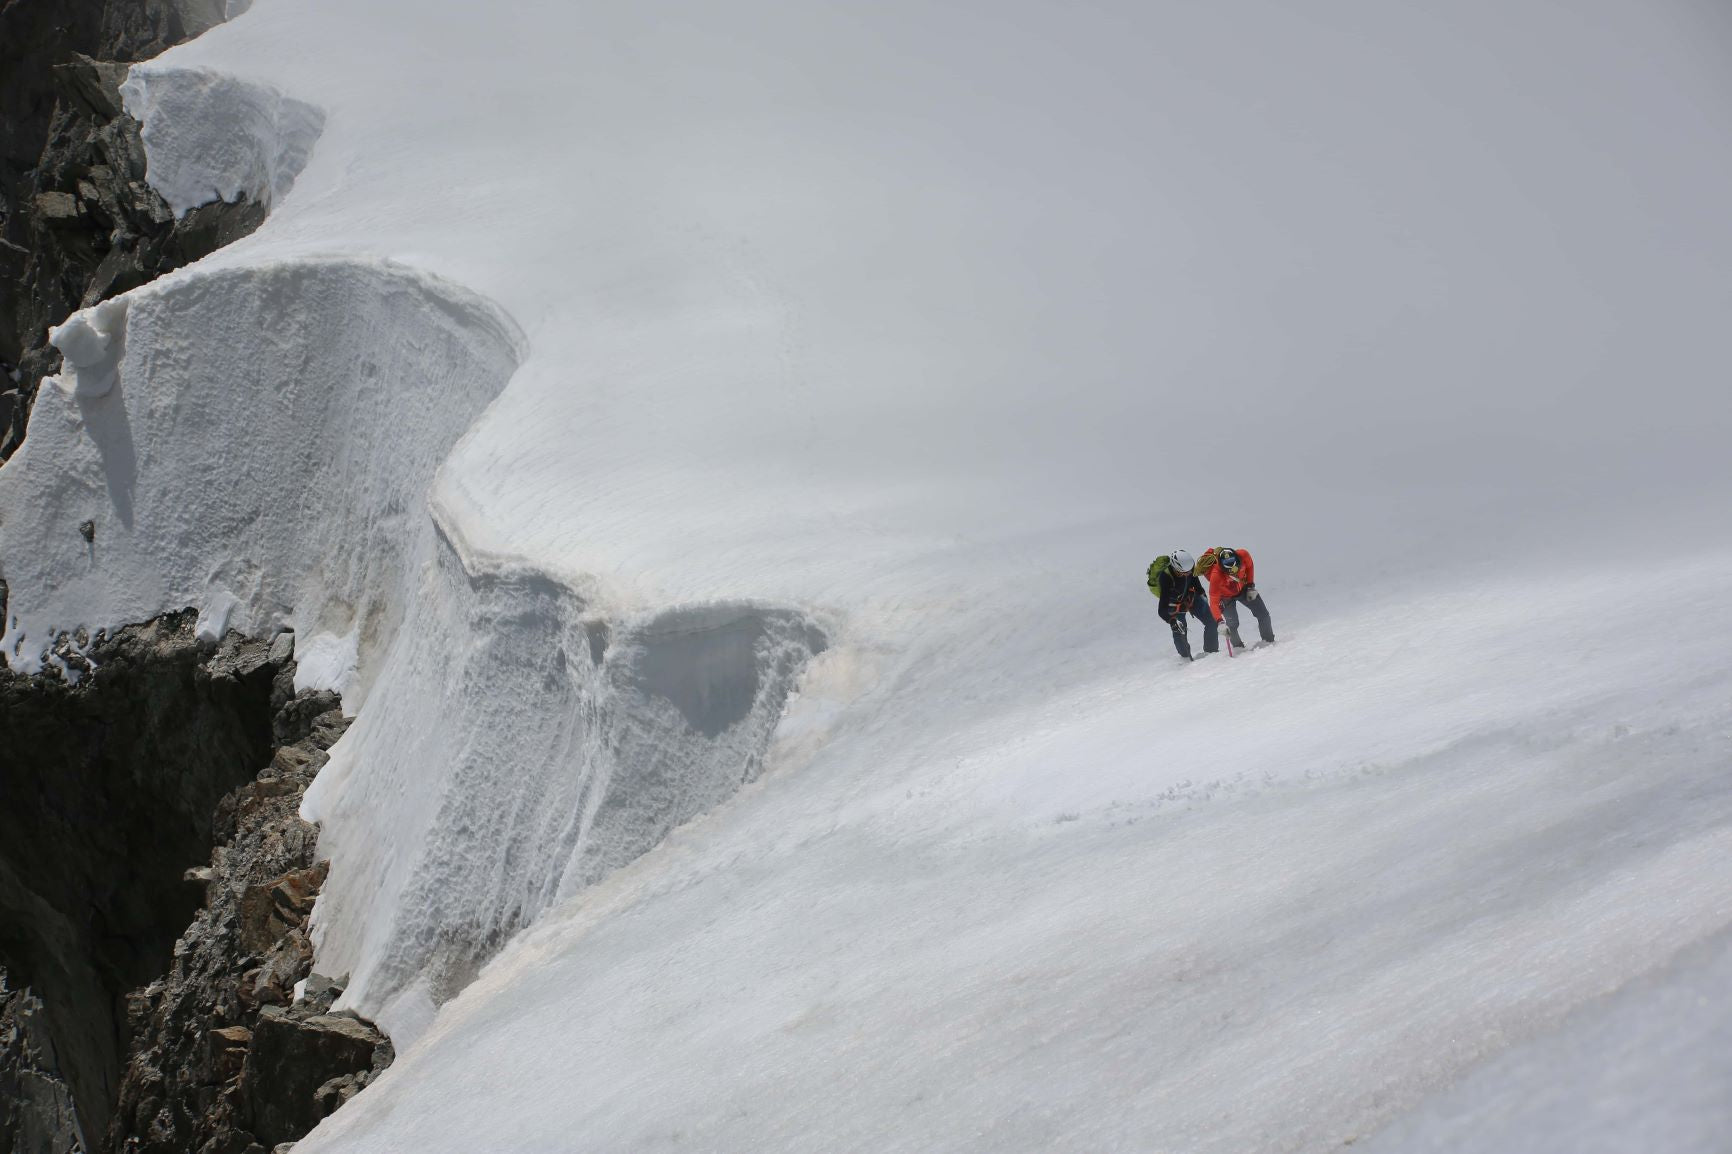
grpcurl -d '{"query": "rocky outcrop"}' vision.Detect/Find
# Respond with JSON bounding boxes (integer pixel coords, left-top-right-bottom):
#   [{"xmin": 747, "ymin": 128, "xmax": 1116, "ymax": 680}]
[
  {"xmin": 97, "ymin": 0, "xmax": 236, "ymax": 66},
  {"xmin": 245, "ymin": 1004, "xmax": 391, "ymax": 1150},
  {"xmin": 0, "ymin": 614, "xmax": 284, "ymax": 1145},
  {"xmin": 0, "ymin": 613, "xmax": 393, "ymax": 1153},
  {"xmin": 0, "ymin": 0, "xmax": 266, "ymax": 462},
  {"xmin": 1, "ymin": 5, "xmax": 386, "ymax": 1150},
  {"xmin": 111, "ymin": 702, "xmax": 393, "ymax": 1154},
  {"xmin": 0, "ymin": 2, "xmax": 106, "ymax": 254},
  {"xmin": 0, "ymin": 972, "xmax": 83, "ymax": 1154}
]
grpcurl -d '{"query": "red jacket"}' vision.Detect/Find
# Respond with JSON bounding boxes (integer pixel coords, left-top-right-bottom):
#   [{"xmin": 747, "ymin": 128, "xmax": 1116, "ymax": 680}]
[{"xmin": 1203, "ymin": 548, "xmax": 1255, "ymax": 621}]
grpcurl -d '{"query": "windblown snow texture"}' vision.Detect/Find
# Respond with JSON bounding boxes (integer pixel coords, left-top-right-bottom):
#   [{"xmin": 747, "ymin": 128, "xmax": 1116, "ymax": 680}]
[
  {"xmin": 0, "ymin": 259, "xmax": 522, "ymax": 708},
  {"xmin": 121, "ymin": 64, "xmax": 323, "ymax": 215},
  {"xmin": 1, "ymin": 0, "xmax": 1730, "ymax": 1150},
  {"xmin": 301, "ymin": 533, "xmax": 827, "ymax": 1037}
]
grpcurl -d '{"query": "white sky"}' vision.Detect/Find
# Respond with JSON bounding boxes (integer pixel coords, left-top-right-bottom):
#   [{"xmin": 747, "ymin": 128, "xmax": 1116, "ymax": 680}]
[{"xmin": 152, "ymin": 0, "xmax": 1732, "ymax": 588}]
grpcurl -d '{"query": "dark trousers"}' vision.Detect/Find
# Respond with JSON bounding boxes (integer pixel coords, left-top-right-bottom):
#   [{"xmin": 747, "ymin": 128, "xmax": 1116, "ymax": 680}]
[
  {"xmin": 1221, "ymin": 588, "xmax": 1275, "ymax": 644},
  {"xmin": 1164, "ymin": 597, "xmax": 1218, "ymax": 659}
]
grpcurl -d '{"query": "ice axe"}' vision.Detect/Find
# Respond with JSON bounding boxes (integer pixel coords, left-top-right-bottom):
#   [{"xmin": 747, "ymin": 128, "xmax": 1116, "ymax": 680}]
[{"xmin": 1221, "ymin": 615, "xmax": 1245, "ymax": 657}]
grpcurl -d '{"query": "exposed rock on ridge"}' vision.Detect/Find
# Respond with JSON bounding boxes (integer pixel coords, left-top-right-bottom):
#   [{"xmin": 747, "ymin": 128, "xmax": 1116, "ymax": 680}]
[
  {"xmin": 0, "ymin": 975, "xmax": 82, "ymax": 1154},
  {"xmin": 0, "ymin": 614, "xmax": 393, "ymax": 1154},
  {"xmin": 111, "ymin": 699, "xmax": 393, "ymax": 1154},
  {"xmin": 0, "ymin": 614, "xmax": 282, "ymax": 1148},
  {"xmin": 1, "ymin": 4, "xmax": 384, "ymax": 1151},
  {"xmin": 0, "ymin": 0, "xmax": 266, "ymax": 462}
]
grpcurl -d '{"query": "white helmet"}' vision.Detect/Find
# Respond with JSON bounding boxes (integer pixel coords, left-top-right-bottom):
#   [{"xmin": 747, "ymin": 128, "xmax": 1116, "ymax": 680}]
[{"xmin": 1170, "ymin": 548, "xmax": 1195, "ymax": 574}]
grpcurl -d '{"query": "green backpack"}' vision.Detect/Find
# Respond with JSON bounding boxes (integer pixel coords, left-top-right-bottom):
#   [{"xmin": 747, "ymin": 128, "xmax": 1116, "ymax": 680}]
[{"xmin": 1146, "ymin": 556, "xmax": 1171, "ymax": 596}]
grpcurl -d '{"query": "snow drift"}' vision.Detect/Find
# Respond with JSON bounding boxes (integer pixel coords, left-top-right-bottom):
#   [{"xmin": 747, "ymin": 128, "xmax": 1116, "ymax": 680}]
[
  {"xmin": 0, "ymin": 258, "xmax": 522, "ymax": 702},
  {"xmin": 302, "ymin": 517, "xmax": 828, "ymax": 1038},
  {"xmin": 121, "ymin": 65, "xmax": 324, "ymax": 216}
]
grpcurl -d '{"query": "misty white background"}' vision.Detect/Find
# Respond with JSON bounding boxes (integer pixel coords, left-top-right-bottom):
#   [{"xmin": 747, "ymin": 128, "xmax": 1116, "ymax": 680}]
[{"xmin": 145, "ymin": 0, "xmax": 1732, "ymax": 587}]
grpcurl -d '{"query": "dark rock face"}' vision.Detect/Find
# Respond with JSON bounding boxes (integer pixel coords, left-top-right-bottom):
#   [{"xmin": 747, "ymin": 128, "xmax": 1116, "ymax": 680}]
[
  {"xmin": 97, "ymin": 0, "xmax": 233, "ymax": 65},
  {"xmin": 0, "ymin": 614, "xmax": 283, "ymax": 1145},
  {"xmin": 245, "ymin": 1007, "xmax": 389, "ymax": 1149},
  {"xmin": 0, "ymin": 616, "xmax": 393, "ymax": 1153},
  {"xmin": 1, "ymin": 972, "xmax": 83, "ymax": 1154},
  {"xmin": 111, "ymin": 706, "xmax": 393, "ymax": 1154},
  {"xmin": 0, "ymin": 1, "xmax": 267, "ymax": 463},
  {"xmin": 0, "ymin": 2, "xmax": 106, "ymax": 252}
]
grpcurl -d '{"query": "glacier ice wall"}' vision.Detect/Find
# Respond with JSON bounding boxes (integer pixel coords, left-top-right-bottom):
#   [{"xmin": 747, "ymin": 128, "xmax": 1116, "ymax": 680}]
[
  {"xmin": 0, "ymin": 258, "xmax": 523, "ymax": 704},
  {"xmin": 1, "ymin": 49, "xmax": 834, "ymax": 1040},
  {"xmin": 302, "ymin": 518, "xmax": 827, "ymax": 1038},
  {"xmin": 0, "ymin": 241, "xmax": 831, "ymax": 1043}
]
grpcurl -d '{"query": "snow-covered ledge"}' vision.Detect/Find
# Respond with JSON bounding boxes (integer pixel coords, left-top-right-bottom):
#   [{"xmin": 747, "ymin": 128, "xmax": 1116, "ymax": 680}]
[{"xmin": 0, "ymin": 258, "xmax": 523, "ymax": 703}]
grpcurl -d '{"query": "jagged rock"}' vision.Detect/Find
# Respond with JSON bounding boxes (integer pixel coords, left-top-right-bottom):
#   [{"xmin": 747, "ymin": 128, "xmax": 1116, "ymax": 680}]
[
  {"xmin": 172, "ymin": 196, "xmax": 269, "ymax": 260},
  {"xmin": 0, "ymin": 609, "xmax": 284, "ymax": 1144},
  {"xmin": 0, "ymin": 0, "xmax": 101, "ymax": 372},
  {"xmin": 52, "ymin": 53, "xmax": 128, "ymax": 122},
  {"xmin": 3, "ymin": 616, "xmax": 386, "ymax": 1154},
  {"xmin": 295, "ymin": 975, "xmax": 344, "ymax": 1015},
  {"xmin": 270, "ymin": 689, "xmax": 343, "ymax": 748},
  {"xmin": 89, "ymin": 119, "xmax": 151, "ymax": 192},
  {"xmin": 208, "ymin": 1027, "xmax": 251, "ymax": 1083},
  {"xmin": 0, "ymin": 969, "xmax": 84, "ymax": 1154},
  {"xmin": 193, "ymin": 1134, "xmax": 265, "ymax": 1154},
  {"xmin": 246, "ymin": 931, "xmax": 313, "ymax": 1008},
  {"xmin": 312, "ymin": 1073, "xmax": 363, "ymax": 1115},
  {"xmin": 266, "ymin": 632, "xmax": 295, "ymax": 668},
  {"xmin": 33, "ymin": 190, "xmax": 83, "ymax": 228},
  {"xmin": 108, "ymin": 689, "xmax": 389, "ymax": 1154},
  {"xmin": 244, "ymin": 1007, "xmax": 388, "ymax": 1148},
  {"xmin": 238, "ymin": 865, "xmax": 328, "ymax": 957},
  {"xmin": 207, "ymin": 634, "xmax": 278, "ymax": 684},
  {"xmin": 100, "ymin": 0, "xmax": 233, "ymax": 64}
]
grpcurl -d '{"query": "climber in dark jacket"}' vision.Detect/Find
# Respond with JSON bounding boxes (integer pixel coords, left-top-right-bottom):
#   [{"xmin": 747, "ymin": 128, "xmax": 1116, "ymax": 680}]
[{"xmin": 1147, "ymin": 549, "xmax": 1217, "ymax": 661}]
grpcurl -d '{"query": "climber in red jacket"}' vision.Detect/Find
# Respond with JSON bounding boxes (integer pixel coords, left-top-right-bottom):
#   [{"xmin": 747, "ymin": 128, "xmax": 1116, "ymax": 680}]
[{"xmin": 1197, "ymin": 547, "xmax": 1275, "ymax": 649}]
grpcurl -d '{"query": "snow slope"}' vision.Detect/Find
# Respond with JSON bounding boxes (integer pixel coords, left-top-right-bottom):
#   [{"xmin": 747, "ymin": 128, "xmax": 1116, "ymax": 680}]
[
  {"xmin": 1360, "ymin": 928, "xmax": 1732, "ymax": 1154},
  {"xmin": 298, "ymin": 558, "xmax": 1732, "ymax": 1152},
  {"xmin": 1, "ymin": 0, "xmax": 1730, "ymax": 1148}
]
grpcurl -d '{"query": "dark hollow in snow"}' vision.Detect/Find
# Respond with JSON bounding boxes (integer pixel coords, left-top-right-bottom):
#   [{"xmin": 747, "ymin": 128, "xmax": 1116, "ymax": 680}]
[{"xmin": 632, "ymin": 607, "xmax": 770, "ymax": 738}]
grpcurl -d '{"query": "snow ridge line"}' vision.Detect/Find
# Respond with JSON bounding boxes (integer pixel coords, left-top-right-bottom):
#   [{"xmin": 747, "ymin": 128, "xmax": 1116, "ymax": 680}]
[
  {"xmin": 1, "ymin": 58, "xmax": 833, "ymax": 1045},
  {"xmin": 0, "ymin": 254, "xmax": 525, "ymax": 696}
]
